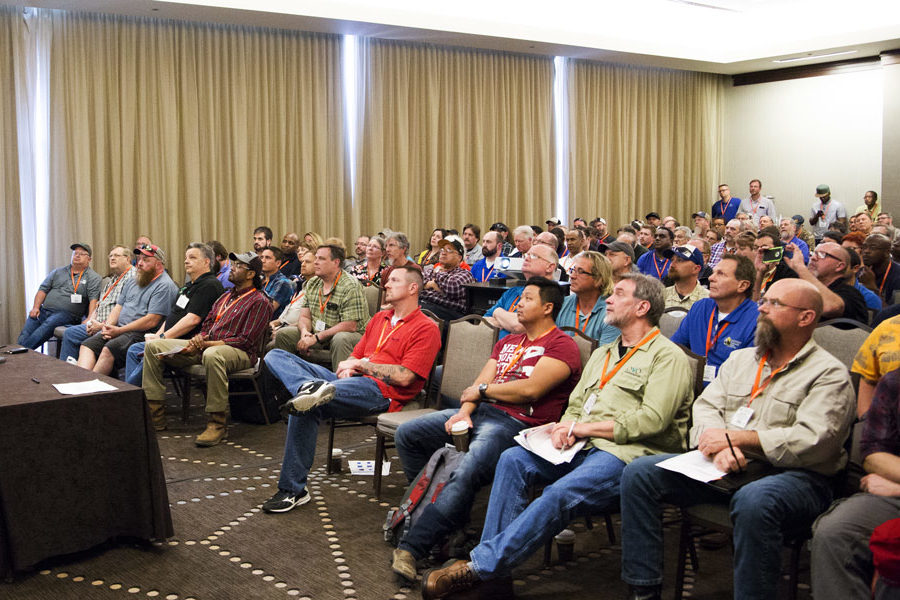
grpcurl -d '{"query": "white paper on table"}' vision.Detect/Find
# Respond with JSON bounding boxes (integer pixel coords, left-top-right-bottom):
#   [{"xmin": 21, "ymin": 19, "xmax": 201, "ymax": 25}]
[
  {"xmin": 348, "ymin": 460, "xmax": 391, "ymax": 476},
  {"xmin": 655, "ymin": 450, "xmax": 728, "ymax": 483},
  {"xmin": 514, "ymin": 423, "xmax": 585, "ymax": 466},
  {"xmin": 52, "ymin": 379, "xmax": 119, "ymax": 395}
]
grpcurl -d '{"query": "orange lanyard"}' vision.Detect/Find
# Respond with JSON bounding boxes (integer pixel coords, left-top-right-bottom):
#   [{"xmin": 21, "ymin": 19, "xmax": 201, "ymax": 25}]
[
  {"xmin": 718, "ymin": 198, "xmax": 733, "ymax": 216},
  {"xmin": 575, "ymin": 301, "xmax": 593, "ymax": 333},
  {"xmin": 561, "ymin": 248, "xmax": 569, "ymax": 258},
  {"xmin": 289, "ymin": 289, "xmax": 305, "ymax": 306},
  {"xmin": 879, "ymin": 262, "xmax": 892, "ymax": 296},
  {"xmin": 654, "ymin": 256, "xmax": 670, "ymax": 279},
  {"xmin": 318, "ymin": 271, "xmax": 342, "ymax": 314},
  {"xmin": 749, "ymin": 353, "xmax": 789, "ymax": 405},
  {"xmin": 760, "ymin": 268, "xmax": 776, "ymax": 294},
  {"xmin": 705, "ymin": 310, "xmax": 730, "ymax": 357},
  {"xmin": 508, "ymin": 294, "xmax": 522, "ymax": 313},
  {"xmin": 480, "ymin": 263, "xmax": 496, "ymax": 282},
  {"xmin": 279, "ymin": 259, "xmax": 289, "ymax": 270},
  {"xmin": 498, "ymin": 326, "xmax": 556, "ymax": 379},
  {"xmin": 70, "ymin": 269, "xmax": 85, "ymax": 293},
  {"xmin": 598, "ymin": 330, "xmax": 659, "ymax": 389},
  {"xmin": 100, "ymin": 271, "xmax": 127, "ymax": 301},
  {"xmin": 372, "ymin": 312, "xmax": 414, "ymax": 356},
  {"xmin": 215, "ymin": 289, "xmax": 253, "ymax": 323},
  {"xmin": 262, "ymin": 275, "xmax": 271, "ymax": 290},
  {"xmin": 750, "ymin": 198, "xmax": 760, "ymax": 215}
]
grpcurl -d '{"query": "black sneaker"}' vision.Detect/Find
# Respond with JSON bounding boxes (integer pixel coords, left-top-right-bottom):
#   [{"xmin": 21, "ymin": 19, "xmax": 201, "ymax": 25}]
[
  {"xmin": 262, "ymin": 489, "xmax": 310, "ymax": 513},
  {"xmin": 283, "ymin": 380, "xmax": 336, "ymax": 413}
]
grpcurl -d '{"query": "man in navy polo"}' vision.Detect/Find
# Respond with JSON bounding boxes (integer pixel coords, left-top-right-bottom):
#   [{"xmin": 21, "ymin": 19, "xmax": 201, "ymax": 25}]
[{"xmin": 669, "ymin": 254, "xmax": 758, "ymax": 386}]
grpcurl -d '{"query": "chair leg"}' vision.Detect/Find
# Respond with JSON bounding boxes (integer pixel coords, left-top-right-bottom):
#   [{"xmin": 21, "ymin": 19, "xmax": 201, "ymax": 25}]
[
  {"xmin": 543, "ymin": 538, "xmax": 553, "ymax": 567},
  {"xmin": 374, "ymin": 432, "xmax": 386, "ymax": 499},
  {"xmin": 788, "ymin": 540, "xmax": 802, "ymax": 600},
  {"xmin": 326, "ymin": 419, "xmax": 336, "ymax": 474},
  {"xmin": 674, "ymin": 513, "xmax": 691, "ymax": 600},
  {"xmin": 251, "ymin": 378, "xmax": 271, "ymax": 425},
  {"xmin": 603, "ymin": 513, "xmax": 616, "ymax": 545},
  {"xmin": 181, "ymin": 374, "xmax": 192, "ymax": 423}
]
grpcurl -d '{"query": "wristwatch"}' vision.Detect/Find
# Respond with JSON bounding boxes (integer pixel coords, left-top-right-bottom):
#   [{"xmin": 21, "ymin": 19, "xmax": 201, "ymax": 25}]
[{"xmin": 478, "ymin": 383, "xmax": 489, "ymax": 399}]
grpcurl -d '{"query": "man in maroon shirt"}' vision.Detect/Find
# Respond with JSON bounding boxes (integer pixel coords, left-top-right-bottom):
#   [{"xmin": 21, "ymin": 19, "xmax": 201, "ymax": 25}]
[{"xmin": 142, "ymin": 252, "xmax": 272, "ymax": 446}]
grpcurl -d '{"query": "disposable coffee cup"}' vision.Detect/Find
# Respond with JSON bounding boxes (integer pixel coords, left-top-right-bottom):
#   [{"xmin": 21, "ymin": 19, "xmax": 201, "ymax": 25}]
[
  {"xmin": 450, "ymin": 421, "xmax": 471, "ymax": 452},
  {"xmin": 554, "ymin": 529, "xmax": 576, "ymax": 562},
  {"xmin": 330, "ymin": 448, "xmax": 343, "ymax": 473}
]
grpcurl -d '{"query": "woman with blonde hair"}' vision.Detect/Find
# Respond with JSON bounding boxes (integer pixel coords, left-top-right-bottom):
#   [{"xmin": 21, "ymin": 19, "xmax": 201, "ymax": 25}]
[{"xmin": 350, "ymin": 236, "xmax": 386, "ymax": 285}]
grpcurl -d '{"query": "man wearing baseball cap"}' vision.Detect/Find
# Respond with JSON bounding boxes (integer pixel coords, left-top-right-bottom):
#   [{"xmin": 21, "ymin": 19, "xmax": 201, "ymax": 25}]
[
  {"xmin": 692, "ymin": 211, "xmax": 711, "ymax": 237},
  {"xmin": 142, "ymin": 251, "xmax": 272, "ymax": 444},
  {"xmin": 810, "ymin": 184, "xmax": 848, "ymax": 243},
  {"xmin": 17, "ymin": 242, "xmax": 102, "ymax": 349},
  {"xmin": 76, "ymin": 242, "xmax": 178, "ymax": 376},
  {"xmin": 662, "ymin": 246, "xmax": 709, "ymax": 310},
  {"xmin": 599, "ymin": 240, "xmax": 637, "ymax": 283},
  {"xmin": 419, "ymin": 235, "xmax": 475, "ymax": 321},
  {"xmin": 545, "ymin": 217, "xmax": 562, "ymax": 228}
]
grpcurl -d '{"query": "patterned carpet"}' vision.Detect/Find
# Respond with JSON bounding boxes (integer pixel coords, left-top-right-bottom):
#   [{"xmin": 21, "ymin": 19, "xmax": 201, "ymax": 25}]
[{"xmin": 4, "ymin": 393, "xmax": 813, "ymax": 600}]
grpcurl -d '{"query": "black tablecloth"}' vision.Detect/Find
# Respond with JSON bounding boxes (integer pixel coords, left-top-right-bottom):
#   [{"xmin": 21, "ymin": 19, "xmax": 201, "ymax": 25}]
[{"xmin": 0, "ymin": 350, "xmax": 173, "ymax": 576}]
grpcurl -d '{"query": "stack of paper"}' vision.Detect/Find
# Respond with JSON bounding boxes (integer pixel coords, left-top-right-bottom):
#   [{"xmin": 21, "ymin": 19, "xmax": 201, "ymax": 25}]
[
  {"xmin": 514, "ymin": 423, "xmax": 585, "ymax": 465},
  {"xmin": 655, "ymin": 450, "xmax": 728, "ymax": 482}
]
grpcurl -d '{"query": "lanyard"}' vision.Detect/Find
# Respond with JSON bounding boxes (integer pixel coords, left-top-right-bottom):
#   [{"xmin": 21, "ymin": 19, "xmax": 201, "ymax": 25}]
[
  {"xmin": 598, "ymin": 329, "xmax": 659, "ymax": 389},
  {"xmin": 318, "ymin": 271, "xmax": 342, "ymax": 314},
  {"xmin": 560, "ymin": 248, "xmax": 569, "ymax": 258},
  {"xmin": 479, "ymin": 262, "xmax": 496, "ymax": 282},
  {"xmin": 215, "ymin": 289, "xmax": 254, "ymax": 323},
  {"xmin": 654, "ymin": 255, "xmax": 670, "ymax": 279},
  {"xmin": 575, "ymin": 301, "xmax": 593, "ymax": 333},
  {"xmin": 100, "ymin": 271, "xmax": 127, "ymax": 302},
  {"xmin": 372, "ymin": 311, "xmax": 416, "ymax": 356},
  {"xmin": 750, "ymin": 198, "xmax": 760, "ymax": 215},
  {"xmin": 749, "ymin": 353, "xmax": 789, "ymax": 405},
  {"xmin": 718, "ymin": 198, "xmax": 733, "ymax": 216},
  {"xmin": 879, "ymin": 262, "xmax": 893, "ymax": 296},
  {"xmin": 705, "ymin": 309, "xmax": 730, "ymax": 357},
  {"xmin": 279, "ymin": 259, "xmax": 289, "ymax": 270},
  {"xmin": 760, "ymin": 268, "xmax": 776, "ymax": 294},
  {"xmin": 508, "ymin": 294, "xmax": 522, "ymax": 313},
  {"xmin": 498, "ymin": 326, "xmax": 556, "ymax": 379},
  {"xmin": 289, "ymin": 289, "xmax": 305, "ymax": 306},
  {"xmin": 70, "ymin": 269, "xmax": 85, "ymax": 293},
  {"xmin": 367, "ymin": 265, "xmax": 380, "ymax": 281}
]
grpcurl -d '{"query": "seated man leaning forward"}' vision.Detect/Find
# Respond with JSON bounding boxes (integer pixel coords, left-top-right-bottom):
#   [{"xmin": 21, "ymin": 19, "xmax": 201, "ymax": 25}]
[
  {"xmin": 141, "ymin": 252, "xmax": 272, "ymax": 444},
  {"xmin": 618, "ymin": 278, "xmax": 855, "ymax": 600},
  {"xmin": 419, "ymin": 274, "xmax": 693, "ymax": 599},
  {"xmin": 392, "ymin": 277, "xmax": 582, "ymax": 583},
  {"xmin": 262, "ymin": 265, "xmax": 441, "ymax": 513}
]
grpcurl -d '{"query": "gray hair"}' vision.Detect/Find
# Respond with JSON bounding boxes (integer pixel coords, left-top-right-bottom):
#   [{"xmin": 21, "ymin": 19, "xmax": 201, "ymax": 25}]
[
  {"xmin": 675, "ymin": 226, "xmax": 692, "ymax": 239},
  {"xmin": 619, "ymin": 273, "xmax": 665, "ymax": 327},
  {"xmin": 513, "ymin": 225, "xmax": 534, "ymax": 239},
  {"xmin": 185, "ymin": 242, "xmax": 216, "ymax": 269},
  {"xmin": 386, "ymin": 231, "xmax": 410, "ymax": 251}
]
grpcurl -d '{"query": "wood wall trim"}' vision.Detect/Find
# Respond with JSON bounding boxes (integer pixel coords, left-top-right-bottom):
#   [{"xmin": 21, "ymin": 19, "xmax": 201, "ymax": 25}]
[{"xmin": 733, "ymin": 55, "xmax": 882, "ymax": 86}]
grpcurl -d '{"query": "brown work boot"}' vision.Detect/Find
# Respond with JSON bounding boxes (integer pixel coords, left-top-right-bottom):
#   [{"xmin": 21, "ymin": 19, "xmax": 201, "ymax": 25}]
[
  {"xmin": 147, "ymin": 399, "xmax": 167, "ymax": 431},
  {"xmin": 391, "ymin": 548, "xmax": 417, "ymax": 581},
  {"xmin": 195, "ymin": 412, "xmax": 227, "ymax": 447},
  {"xmin": 421, "ymin": 560, "xmax": 481, "ymax": 600}
]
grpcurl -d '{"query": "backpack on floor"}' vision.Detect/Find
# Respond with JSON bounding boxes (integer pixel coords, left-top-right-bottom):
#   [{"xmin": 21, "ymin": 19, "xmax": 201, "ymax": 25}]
[{"xmin": 383, "ymin": 446, "xmax": 465, "ymax": 547}]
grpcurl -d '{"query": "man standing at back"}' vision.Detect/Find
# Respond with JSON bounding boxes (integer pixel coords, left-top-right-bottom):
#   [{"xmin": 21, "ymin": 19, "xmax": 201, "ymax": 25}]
[
  {"xmin": 739, "ymin": 179, "xmax": 776, "ymax": 225},
  {"xmin": 861, "ymin": 233, "xmax": 900, "ymax": 305},
  {"xmin": 810, "ymin": 185, "xmax": 848, "ymax": 243},
  {"xmin": 712, "ymin": 184, "xmax": 740, "ymax": 223}
]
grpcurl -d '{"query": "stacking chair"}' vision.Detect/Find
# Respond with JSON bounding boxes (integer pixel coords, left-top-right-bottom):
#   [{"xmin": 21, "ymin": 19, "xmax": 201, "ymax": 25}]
[
  {"xmin": 812, "ymin": 319, "xmax": 871, "ymax": 395},
  {"xmin": 559, "ymin": 326, "xmax": 599, "ymax": 366},
  {"xmin": 658, "ymin": 307, "xmax": 688, "ymax": 338},
  {"xmin": 372, "ymin": 314, "xmax": 499, "ymax": 498}
]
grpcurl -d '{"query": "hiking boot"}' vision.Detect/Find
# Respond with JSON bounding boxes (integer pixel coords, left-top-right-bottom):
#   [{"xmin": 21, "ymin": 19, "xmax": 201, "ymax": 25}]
[
  {"xmin": 391, "ymin": 548, "xmax": 418, "ymax": 581},
  {"xmin": 422, "ymin": 560, "xmax": 481, "ymax": 600},
  {"xmin": 626, "ymin": 584, "xmax": 662, "ymax": 600},
  {"xmin": 195, "ymin": 412, "xmax": 227, "ymax": 447},
  {"xmin": 282, "ymin": 380, "xmax": 336, "ymax": 413},
  {"xmin": 262, "ymin": 489, "xmax": 310, "ymax": 513},
  {"xmin": 147, "ymin": 399, "xmax": 167, "ymax": 431}
]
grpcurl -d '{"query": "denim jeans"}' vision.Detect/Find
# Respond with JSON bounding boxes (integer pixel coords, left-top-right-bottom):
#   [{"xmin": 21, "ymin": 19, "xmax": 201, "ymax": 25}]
[
  {"xmin": 395, "ymin": 404, "xmax": 528, "ymax": 559},
  {"xmin": 620, "ymin": 454, "xmax": 834, "ymax": 600},
  {"xmin": 124, "ymin": 341, "xmax": 146, "ymax": 386},
  {"xmin": 18, "ymin": 307, "xmax": 78, "ymax": 349},
  {"xmin": 469, "ymin": 446, "xmax": 624, "ymax": 579},
  {"xmin": 264, "ymin": 349, "xmax": 387, "ymax": 494},
  {"xmin": 59, "ymin": 323, "xmax": 90, "ymax": 361}
]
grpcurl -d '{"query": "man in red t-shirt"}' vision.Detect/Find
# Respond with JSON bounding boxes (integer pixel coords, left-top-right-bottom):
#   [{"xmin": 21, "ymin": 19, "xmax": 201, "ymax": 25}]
[
  {"xmin": 390, "ymin": 277, "xmax": 582, "ymax": 581},
  {"xmin": 262, "ymin": 265, "xmax": 441, "ymax": 514}
]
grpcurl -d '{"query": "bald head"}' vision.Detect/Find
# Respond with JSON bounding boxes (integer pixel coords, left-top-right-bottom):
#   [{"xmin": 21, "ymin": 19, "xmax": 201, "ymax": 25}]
[
  {"xmin": 809, "ymin": 241, "xmax": 849, "ymax": 283},
  {"xmin": 534, "ymin": 232, "xmax": 560, "ymax": 252},
  {"xmin": 522, "ymin": 243, "xmax": 558, "ymax": 279},
  {"xmin": 767, "ymin": 279, "xmax": 823, "ymax": 324}
]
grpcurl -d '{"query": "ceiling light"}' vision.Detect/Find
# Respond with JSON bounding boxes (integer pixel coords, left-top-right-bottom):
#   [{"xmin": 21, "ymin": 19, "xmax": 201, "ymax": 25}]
[{"xmin": 773, "ymin": 50, "xmax": 858, "ymax": 63}]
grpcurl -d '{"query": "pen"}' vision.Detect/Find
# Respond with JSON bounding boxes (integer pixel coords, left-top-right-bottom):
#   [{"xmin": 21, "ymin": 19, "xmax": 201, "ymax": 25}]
[
  {"xmin": 725, "ymin": 432, "xmax": 743, "ymax": 474},
  {"xmin": 565, "ymin": 420, "xmax": 577, "ymax": 443},
  {"xmin": 31, "ymin": 377, "xmax": 40, "ymax": 384}
]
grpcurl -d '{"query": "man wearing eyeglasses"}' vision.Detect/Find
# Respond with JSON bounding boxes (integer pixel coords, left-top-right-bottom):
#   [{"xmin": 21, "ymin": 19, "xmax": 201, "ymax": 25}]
[
  {"xmin": 783, "ymin": 241, "xmax": 868, "ymax": 324},
  {"xmin": 620, "ymin": 278, "xmax": 856, "ymax": 600},
  {"xmin": 419, "ymin": 235, "xmax": 475, "ymax": 321},
  {"xmin": 18, "ymin": 243, "xmax": 103, "ymax": 349},
  {"xmin": 484, "ymin": 243, "xmax": 559, "ymax": 338}
]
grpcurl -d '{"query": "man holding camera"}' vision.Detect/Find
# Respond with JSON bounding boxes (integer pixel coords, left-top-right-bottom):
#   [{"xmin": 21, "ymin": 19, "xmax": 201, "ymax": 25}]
[{"xmin": 784, "ymin": 240, "xmax": 867, "ymax": 323}]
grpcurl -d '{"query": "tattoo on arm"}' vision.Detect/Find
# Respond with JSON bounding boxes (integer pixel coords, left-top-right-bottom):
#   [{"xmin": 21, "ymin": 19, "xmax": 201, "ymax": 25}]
[{"xmin": 362, "ymin": 362, "xmax": 414, "ymax": 386}]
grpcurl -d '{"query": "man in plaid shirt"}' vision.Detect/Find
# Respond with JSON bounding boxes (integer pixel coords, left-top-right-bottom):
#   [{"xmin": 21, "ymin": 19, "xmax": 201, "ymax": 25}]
[{"xmin": 420, "ymin": 235, "xmax": 475, "ymax": 321}]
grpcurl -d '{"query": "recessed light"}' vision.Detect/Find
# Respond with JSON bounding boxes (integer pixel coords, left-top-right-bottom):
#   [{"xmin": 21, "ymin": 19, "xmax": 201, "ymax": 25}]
[{"xmin": 773, "ymin": 50, "xmax": 857, "ymax": 64}]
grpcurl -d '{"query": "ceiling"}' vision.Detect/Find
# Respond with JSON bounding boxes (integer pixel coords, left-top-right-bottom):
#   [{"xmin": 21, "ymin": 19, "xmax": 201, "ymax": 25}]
[{"xmin": 3, "ymin": 0, "xmax": 900, "ymax": 74}]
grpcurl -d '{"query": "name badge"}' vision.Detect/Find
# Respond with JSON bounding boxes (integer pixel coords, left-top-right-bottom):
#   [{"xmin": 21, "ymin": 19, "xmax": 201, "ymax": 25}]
[
  {"xmin": 702, "ymin": 364, "xmax": 717, "ymax": 383},
  {"xmin": 582, "ymin": 393, "xmax": 597, "ymax": 417},
  {"xmin": 70, "ymin": 293, "xmax": 82, "ymax": 303},
  {"xmin": 730, "ymin": 406, "xmax": 754, "ymax": 429},
  {"xmin": 175, "ymin": 294, "xmax": 189, "ymax": 309},
  {"xmin": 314, "ymin": 319, "xmax": 326, "ymax": 332}
]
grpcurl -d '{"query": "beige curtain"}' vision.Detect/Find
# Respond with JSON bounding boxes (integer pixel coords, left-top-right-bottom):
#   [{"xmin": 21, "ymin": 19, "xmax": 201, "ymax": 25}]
[
  {"xmin": 568, "ymin": 60, "xmax": 725, "ymax": 229},
  {"xmin": 0, "ymin": 7, "xmax": 25, "ymax": 343},
  {"xmin": 45, "ymin": 11, "xmax": 348, "ymax": 284},
  {"xmin": 355, "ymin": 39, "xmax": 554, "ymax": 249}
]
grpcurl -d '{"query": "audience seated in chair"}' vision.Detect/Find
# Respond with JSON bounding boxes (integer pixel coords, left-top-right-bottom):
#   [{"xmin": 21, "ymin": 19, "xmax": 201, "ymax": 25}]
[
  {"xmin": 483, "ymin": 243, "xmax": 558, "ymax": 339},
  {"xmin": 555, "ymin": 251, "xmax": 620, "ymax": 344}
]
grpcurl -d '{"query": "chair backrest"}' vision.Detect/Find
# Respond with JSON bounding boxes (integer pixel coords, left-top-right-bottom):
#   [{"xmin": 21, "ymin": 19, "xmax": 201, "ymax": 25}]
[
  {"xmin": 659, "ymin": 309, "xmax": 686, "ymax": 339},
  {"xmin": 361, "ymin": 283, "xmax": 383, "ymax": 318},
  {"xmin": 812, "ymin": 321, "xmax": 871, "ymax": 371},
  {"xmin": 559, "ymin": 326, "xmax": 599, "ymax": 369},
  {"xmin": 676, "ymin": 343, "xmax": 706, "ymax": 400},
  {"xmin": 439, "ymin": 316, "xmax": 501, "ymax": 401}
]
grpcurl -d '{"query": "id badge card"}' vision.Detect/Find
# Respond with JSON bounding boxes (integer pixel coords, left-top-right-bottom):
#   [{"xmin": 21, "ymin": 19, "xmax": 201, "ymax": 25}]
[
  {"xmin": 175, "ymin": 294, "xmax": 189, "ymax": 309},
  {"xmin": 582, "ymin": 393, "xmax": 597, "ymax": 417},
  {"xmin": 730, "ymin": 406, "xmax": 754, "ymax": 429},
  {"xmin": 702, "ymin": 364, "xmax": 717, "ymax": 383},
  {"xmin": 70, "ymin": 293, "xmax": 82, "ymax": 303},
  {"xmin": 314, "ymin": 319, "xmax": 326, "ymax": 332}
]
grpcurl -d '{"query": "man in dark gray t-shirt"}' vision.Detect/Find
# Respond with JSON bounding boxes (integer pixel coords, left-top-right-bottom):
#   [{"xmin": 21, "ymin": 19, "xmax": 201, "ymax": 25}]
[{"xmin": 18, "ymin": 243, "xmax": 102, "ymax": 349}]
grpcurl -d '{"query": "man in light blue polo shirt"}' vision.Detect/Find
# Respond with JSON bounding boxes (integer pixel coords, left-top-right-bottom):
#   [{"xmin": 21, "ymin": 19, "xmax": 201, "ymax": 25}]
[{"xmin": 669, "ymin": 254, "xmax": 758, "ymax": 386}]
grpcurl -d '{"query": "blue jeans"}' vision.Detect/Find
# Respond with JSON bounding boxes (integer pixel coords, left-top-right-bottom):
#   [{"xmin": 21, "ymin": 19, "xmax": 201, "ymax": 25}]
[
  {"xmin": 469, "ymin": 446, "xmax": 624, "ymax": 578},
  {"xmin": 395, "ymin": 404, "xmax": 528, "ymax": 559},
  {"xmin": 620, "ymin": 454, "xmax": 834, "ymax": 600},
  {"xmin": 125, "ymin": 342, "xmax": 146, "ymax": 386},
  {"xmin": 18, "ymin": 307, "xmax": 78, "ymax": 349},
  {"xmin": 59, "ymin": 322, "xmax": 90, "ymax": 361},
  {"xmin": 264, "ymin": 349, "xmax": 387, "ymax": 494}
]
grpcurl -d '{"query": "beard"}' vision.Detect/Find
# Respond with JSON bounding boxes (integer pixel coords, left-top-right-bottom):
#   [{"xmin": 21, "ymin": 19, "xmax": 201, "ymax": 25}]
[
  {"xmin": 482, "ymin": 245, "xmax": 498, "ymax": 258},
  {"xmin": 755, "ymin": 316, "xmax": 782, "ymax": 359},
  {"xmin": 137, "ymin": 267, "xmax": 155, "ymax": 287}
]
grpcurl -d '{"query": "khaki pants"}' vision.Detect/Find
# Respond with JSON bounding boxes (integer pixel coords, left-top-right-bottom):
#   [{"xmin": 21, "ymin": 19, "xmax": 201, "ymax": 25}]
[
  {"xmin": 142, "ymin": 338, "xmax": 251, "ymax": 413},
  {"xmin": 268, "ymin": 326, "xmax": 360, "ymax": 370}
]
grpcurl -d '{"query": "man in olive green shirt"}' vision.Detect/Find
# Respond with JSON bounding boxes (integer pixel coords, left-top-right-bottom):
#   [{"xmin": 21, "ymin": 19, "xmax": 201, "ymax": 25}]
[
  {"xmin": 270, "ymin": 245, "xmax": 370, "ymax": 367},
  {"xmin": 420, "ymin": 273, "xmax": 693, "ymax": 599}
]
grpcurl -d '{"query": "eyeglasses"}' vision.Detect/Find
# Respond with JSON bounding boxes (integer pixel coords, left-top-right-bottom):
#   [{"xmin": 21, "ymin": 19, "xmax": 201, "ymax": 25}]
[
  {"xmin": 439, "ymin": 247, "xmax": 459, "ymax": 255},
  {"xmin": 524, "ymin": 252, "xmax": 552, "ymax": 263},
  {"xmin": 813, "ymin": 250, "xmax": 842, "ymax": 261},
  {"xmin": 757, "ymin": 297, "xmax": 810, "ymax": 311},
  {"xmin": 108, "ymin": 253, "xmax": 128, "ymax": 259},
  {"xmin": 568, "ymin": 267, "xmax": 594, "ymax": 278},
  {"xmin": 72, "ymin": 252, "xmax": 90, "ymax": 258}
]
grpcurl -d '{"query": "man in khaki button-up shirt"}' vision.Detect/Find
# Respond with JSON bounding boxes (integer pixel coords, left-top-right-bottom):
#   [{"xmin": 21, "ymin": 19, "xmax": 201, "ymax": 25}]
[{"xmin": 620, "ymin": 279, "xmax": 856, "ymax": 600}]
